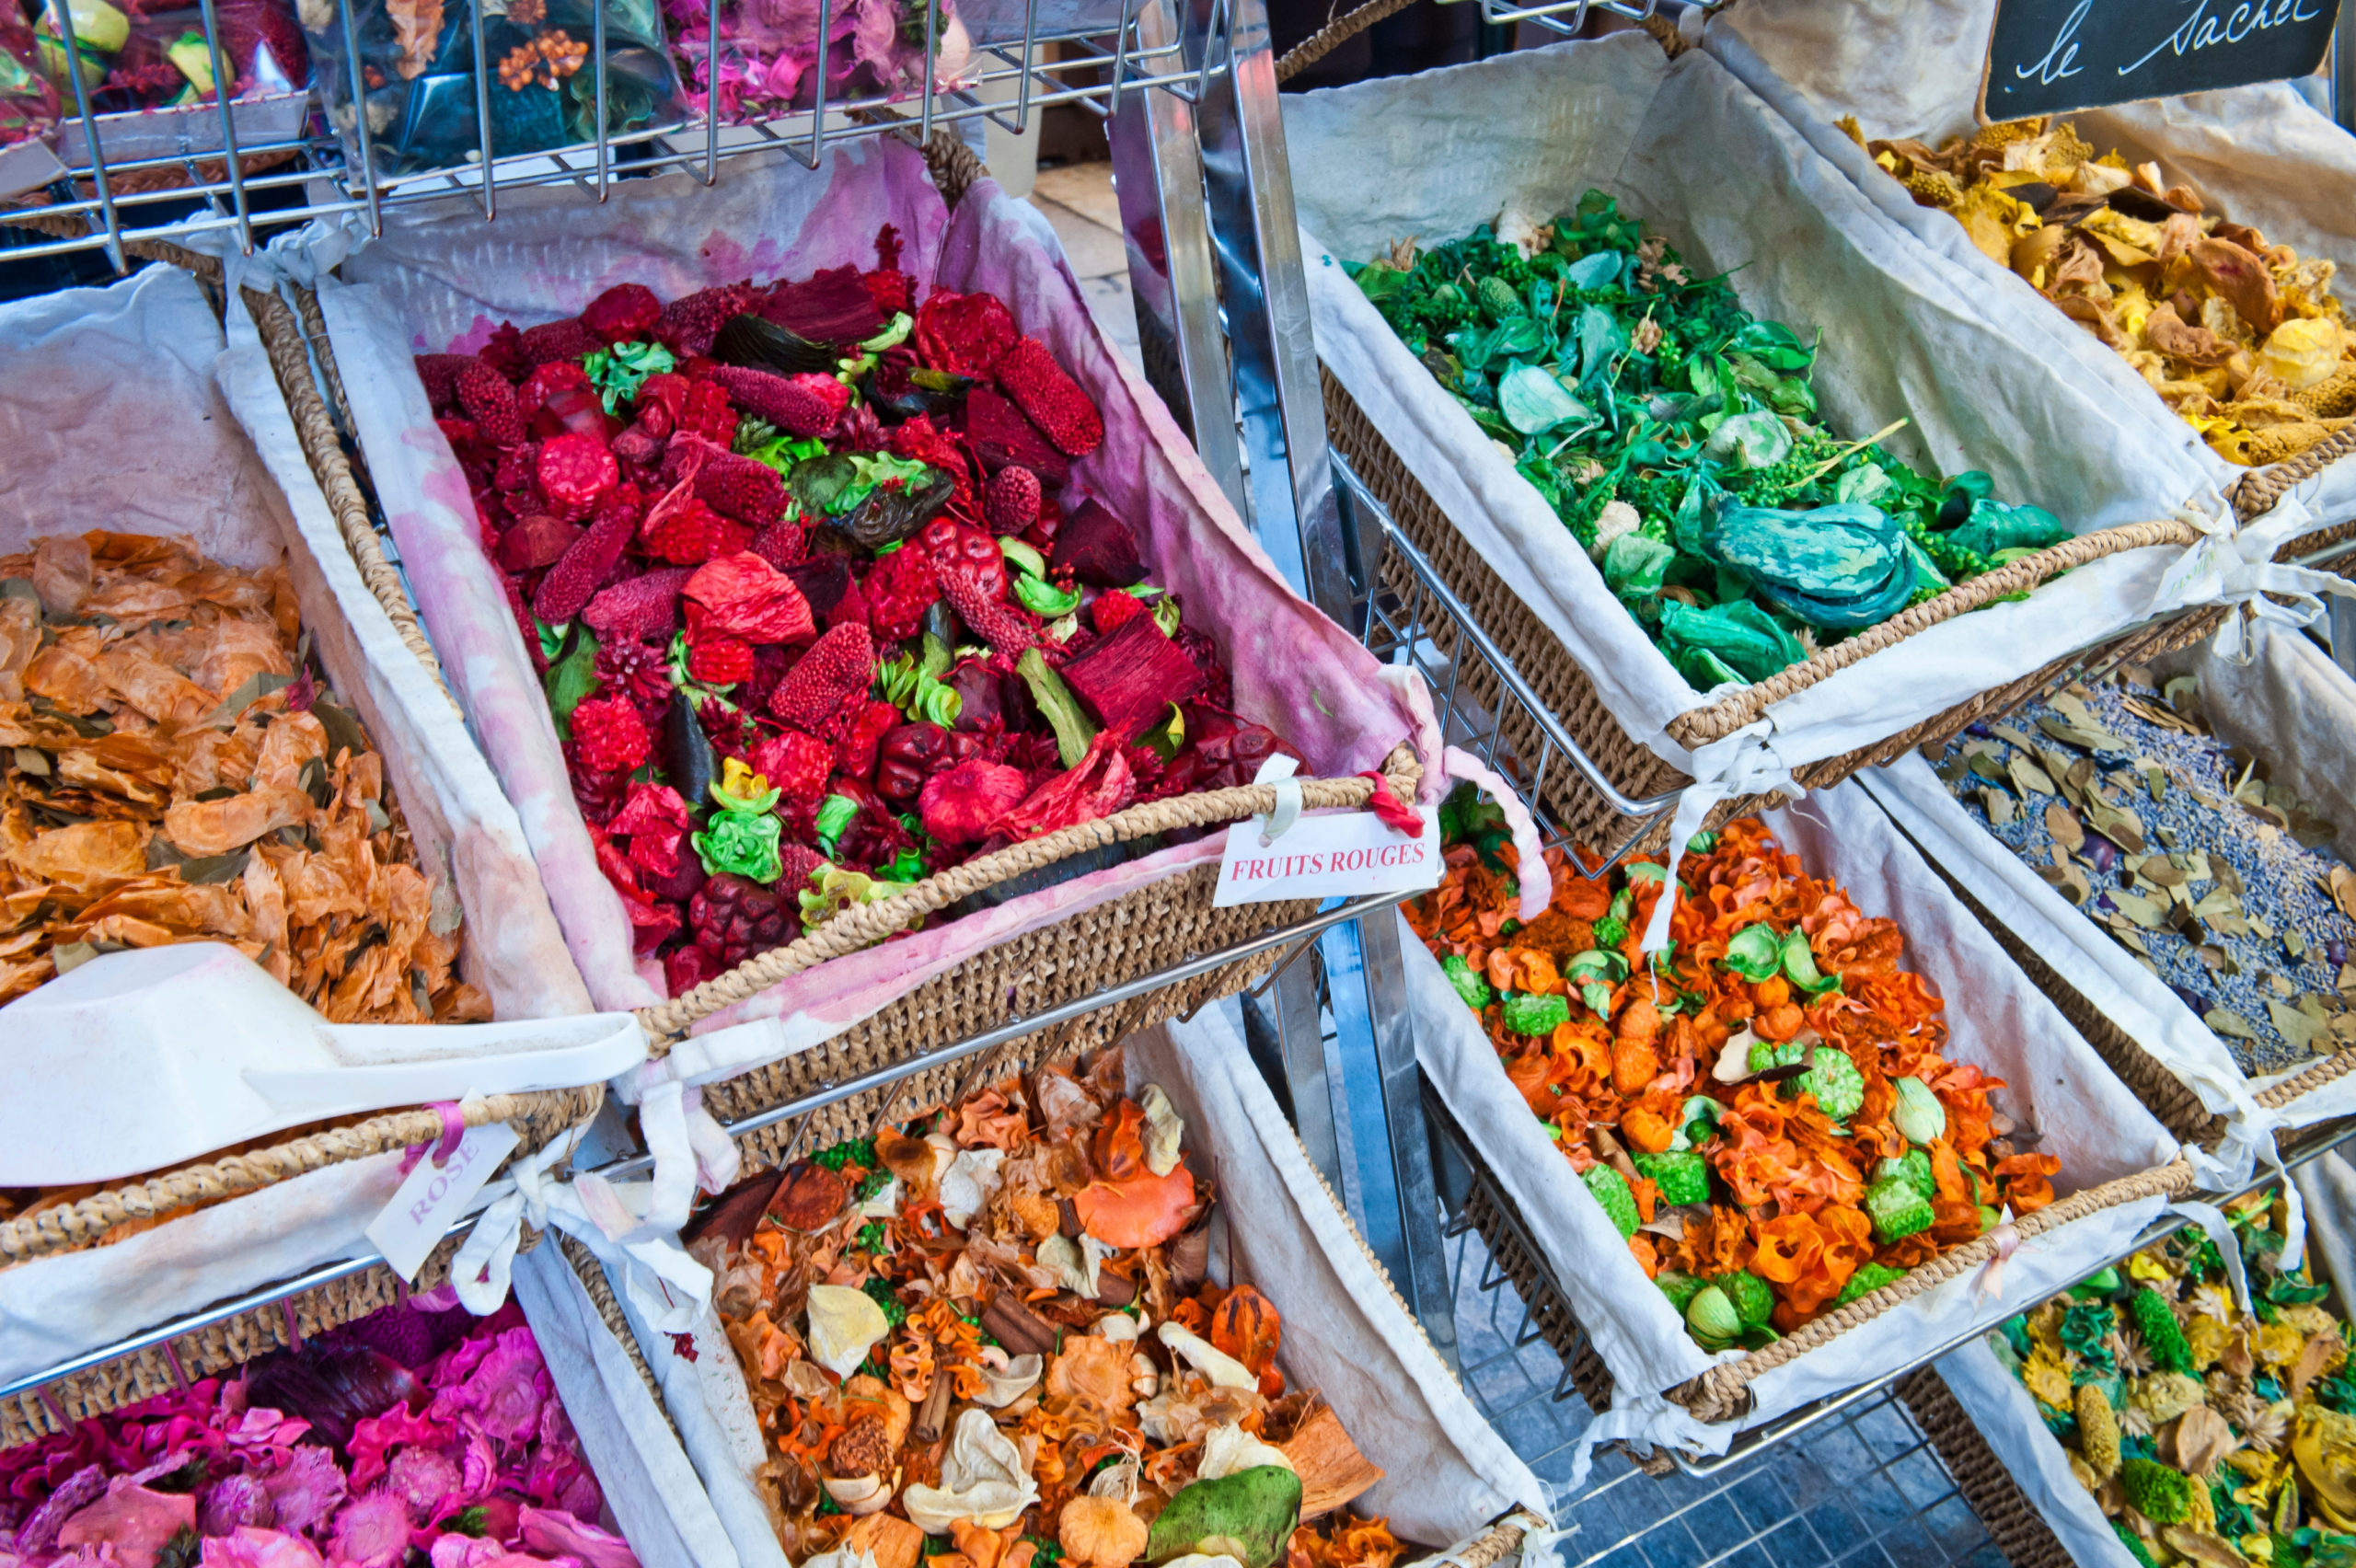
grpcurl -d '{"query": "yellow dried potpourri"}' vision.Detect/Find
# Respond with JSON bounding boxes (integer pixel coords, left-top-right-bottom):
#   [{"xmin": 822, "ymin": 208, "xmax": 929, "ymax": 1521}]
[
  {"xmin": 687, "ymin": 1047, "xmax": 1401, "ymax": 1568},
  {"xmin": 0, "ymin": 531, "xmax": 491, "ymax": 1023},
  {"xmin": 1845, "ymin": 114, "xmax": 2356, "ymax": 467}
]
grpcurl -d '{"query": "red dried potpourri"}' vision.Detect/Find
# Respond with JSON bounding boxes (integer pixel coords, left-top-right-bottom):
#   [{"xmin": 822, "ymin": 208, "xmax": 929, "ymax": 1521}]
[
  {"xmin": 0, "ymin": 531, "xmax": 491, "ymax": 1024},
  {"xmin": 688, "ymin": 1047, "xmax": 1403, "ymax": 1568},
  {"xmin": 428, "ymin": 254, "xmax": 1298, "ymax": 996}
]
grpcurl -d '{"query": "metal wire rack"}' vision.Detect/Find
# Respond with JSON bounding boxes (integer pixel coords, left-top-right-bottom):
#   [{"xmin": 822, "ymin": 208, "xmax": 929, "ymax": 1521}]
[
  {"xmin": 1446, "ymin": 1212, "xmax": 2004, "ymax": 1568},
  {"xmin": 1472, "ymin": 0, "xmax": 1655, "ymax": 42},
  {"xmin": 1335, "ymin": 451, "xmax": 1683, "ymax": 878},
  {"xmin": 2, "ymin": 0, "xmax": 1223, "ymax": 263}
]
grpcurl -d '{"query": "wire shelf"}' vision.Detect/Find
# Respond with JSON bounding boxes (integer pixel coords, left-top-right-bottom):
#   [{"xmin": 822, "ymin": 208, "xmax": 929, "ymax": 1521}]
[
  {"xmin": 2, "ymin": 0, "xmax": 1219, "ymax": 263},
  {"xmin": 1472, "ymin": 0, "xmax": 1655, "ymax": 40}
]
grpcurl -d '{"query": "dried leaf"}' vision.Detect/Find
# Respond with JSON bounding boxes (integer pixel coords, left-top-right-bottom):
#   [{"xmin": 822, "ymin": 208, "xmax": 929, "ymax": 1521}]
[
  {"xmin": 2038, "ymin": 861, "xmax": 2092, "ymax": 905},
  {"xmin": 2009, "ymin": 753, "xmax": 2057, "ymax": 798},
  {"xmin": 2330, "ymin": 865, "xmax": 2356, "ymax": 921},
  {"xmin": 1992, "ymin": 722, "xmax": 2040, "ymax": 751},
  {"xmin": 2044, "ymin": 802, "xmax": 2085, "ymax": 853},
  {"xmin": 1983, "ymin": 786, "xmax": 2018, "ymax": 826},
  {"xmin": 387, "ymin": 0, "xmax": 445, "ymax": 78},
  {"xmin": 2272, "ymin": 1000, "xmax": 2334, "ymax": 1055},
  {"xmin": 2206, "ymin": 1008, "xmax": 2259, "ymax": 1041},
  {"xmin": 2109, "ymin": 889, "xmax": 2169, "ymax": 928}
]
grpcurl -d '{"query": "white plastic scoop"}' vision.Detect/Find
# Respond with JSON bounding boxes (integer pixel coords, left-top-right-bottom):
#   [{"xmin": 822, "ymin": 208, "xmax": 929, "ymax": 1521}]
[{"xmin": 0, "ymin": 943, "xmax": 649, "ymax": 1186}]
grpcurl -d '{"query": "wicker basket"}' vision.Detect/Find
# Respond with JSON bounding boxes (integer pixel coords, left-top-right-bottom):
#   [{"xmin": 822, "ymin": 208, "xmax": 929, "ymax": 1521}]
[
  {"xmin": 1328, "ymin": 369, "xmax": 2227, "ymax": 859},
  {"xmin": 255, "ymin": 124, "xmax": 1427, "ymax": 1154},
  {"xmin": 655, "ymin": 1028, "xmax": 1557, "ymax": 1566},
  {"xmin": 1426, "ymin": 1026, "xmax": 2196, "ymax": 1432}
]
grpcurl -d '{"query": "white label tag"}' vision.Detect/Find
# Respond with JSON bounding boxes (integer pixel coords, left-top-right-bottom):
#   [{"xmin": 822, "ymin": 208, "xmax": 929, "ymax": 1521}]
[
  {"xmin": 364, "ymin": 1121, "xmax": 522, "ymax": 1282},
  {"xmin": 1213, "ymin": 809, "xmax": 1443, "ymax": 906}
]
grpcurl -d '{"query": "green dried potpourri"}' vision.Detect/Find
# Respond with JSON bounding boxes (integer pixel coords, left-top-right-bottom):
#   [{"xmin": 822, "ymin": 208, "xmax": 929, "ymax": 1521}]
[
  {"xmin": 1931, "ymin": 667, "xmax": 2356, "ymax": 1076},
  {"xmin": 1350, "ymin": 192, "xmax": 2072, "ymax": 691},
  {"xmin": 1990, "ymin": 1188, "xmax": 2356, "ymax": 1564}
]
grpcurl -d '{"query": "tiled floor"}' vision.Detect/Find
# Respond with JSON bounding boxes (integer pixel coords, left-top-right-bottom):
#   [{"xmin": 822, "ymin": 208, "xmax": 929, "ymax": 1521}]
[
  {"xmin": 1444, "ymin": 1211, "xmax": 2008, "ymax": 1568},
  {"xmin": 1025, "ymin": 160, "xmax": 1144, "ymax": 367}
]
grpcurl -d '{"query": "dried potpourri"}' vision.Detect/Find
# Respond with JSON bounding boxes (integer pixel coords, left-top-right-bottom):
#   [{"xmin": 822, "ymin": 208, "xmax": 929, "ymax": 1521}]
[
  {"xmin": 34, "ymin": 0, "xmax": 307, "ymax": 114},
  {"xmin": 423, "ymin": 239, "xmax": 1296, "ymax": 998},
  {"xmin": 1348, "ymin": 194, "xmax": 2069, "ymax": 691},
  {"xmin": 0, "ymin": 531, "xmax": 489, "ymax": 1021},
  {"xmin": 1849, "ymin": 115, "xmax": 2355, "ymax": 468},
  {"xmin": 1987, "ymin": 1188, "xmax": 2356, "ymax": 1566},
  {"xmin": 1404, "ymin": 791, "xmax": 2061, "ymax": 1350},
  {"xmin": 0, "ymin": 1289, "xmax": 641, "ymax": 1568},
  {"xmin": 1929, "ymin": 672, "xmax": 2356, "ymax": 1076},
  {"xmin": 686, "ymin": 1047, "xmax": 1401, "ymax": 1568},
  {"xmin": 666, "ymin": 0, "xmax": 970, "ymax": 125}
]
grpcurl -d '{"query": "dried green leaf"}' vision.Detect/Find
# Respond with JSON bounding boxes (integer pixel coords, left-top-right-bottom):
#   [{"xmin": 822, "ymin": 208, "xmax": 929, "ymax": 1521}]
[
  {"xmin": 2206, "ymin": 1008, "xmax": 2259, "ymax": 1041},
  {"xmin": 2009, "ymin": 753, "xmax": 2057, "ymax": 798},
  {"xmin": 2110, "ymin": 889, "xmax": 2169, "ymax": 928},
  {"xmin": 2270, "ymin": 1000, "xmax": 2333, "ymax": 1055},
  {"xmin": 1983, "ymin": 787, "xmax": 2017, "ymax": 827}
]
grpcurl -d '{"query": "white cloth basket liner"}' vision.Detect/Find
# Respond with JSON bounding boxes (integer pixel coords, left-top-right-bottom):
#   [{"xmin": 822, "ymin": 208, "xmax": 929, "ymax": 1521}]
[
  {"xmin": 599, "ymin": 1003, "xmax": 1554, "ymax": 1568},
  {"xmin": 1403, "ymin": 780, "xmax": 2178, "ymax": 1469},
  {"xmin": 1704, "ymin": 0, "xmax": 2356, "ymax": 536},
  {"xmin": 1286, "ymin": 35, "xmax": 2228, "ymax": 785}
]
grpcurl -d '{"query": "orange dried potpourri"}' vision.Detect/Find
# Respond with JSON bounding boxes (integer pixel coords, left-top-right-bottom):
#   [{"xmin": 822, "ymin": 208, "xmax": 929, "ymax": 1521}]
[
  {"xmin": 0, "ymin": 531, "xmax": 491, "ymax": 1022},
  {"xmin": 685, "ymin": 1047, "xmax": 1399, "ymax": 1568},
  {"xmin": 1405, "ymin": 791, "xmax": 2060, "ymax": 1351}
]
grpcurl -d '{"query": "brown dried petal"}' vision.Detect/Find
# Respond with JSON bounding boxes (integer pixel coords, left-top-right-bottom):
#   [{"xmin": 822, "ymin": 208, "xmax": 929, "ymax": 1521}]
[
  {"xmin": 768, "ymin": 1162, "xmax": 850, "ymax": 1231},
  {"xmin": 163, "ymin": 787, "xmax": 311, "ymax": 858}
]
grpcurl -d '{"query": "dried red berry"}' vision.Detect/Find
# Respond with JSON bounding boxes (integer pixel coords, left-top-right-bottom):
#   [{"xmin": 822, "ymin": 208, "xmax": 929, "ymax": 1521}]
[
  {"xmin": 914, "ymin": 291, "xmax": 1019, "ymax": 377},
  {"xmin": 1091, "ymin": 588, "xmax": 1146, "ymax": 635},
  {"xmin": 748, "ymin": 728, "xmax": 833, "ymax": 809},
  {"xmin": 679, "ymin": 381, "xmax": 740, "ymax": 447},
  {"xmin": 685, "ymin": 624, "xmax": 755, "ymax": 686},
  {"xmin": 993, "ymin": 337, "xmax": 1103, "ymax": 458},
  {"xmin": 641, "ymin": 498, "xmax": 752, "ymax": 565},
  {"xmin": 767, "ymin": 622, "xmax": 876, "ymax": 737},
  {"xmin": 861, "ymin": 541, "xmax": 939, "ymax": 645},
  {"xmin": 533, "ymin": 490, "xmax": 639, "ymax": 624},
  {"xmin": 983, "ymin": 466, "xmax": 1041, "ymax": 537},
  {"xmin": 537, "ymin": 433, "xmax": 620, "ymax": 521},
  {"xmin": 415, "ymin": 353, "xmax": 482, "ymax": 409},
  {"xmin": 654, "ymin": 283, "xmax": 761, "ymax": 358},
  {"xmin": 572, "ymin": 693, "xmax": 654, "ymax": 774},
  {"xmin": 683, "ymin": 443, "xmax": 789, "ymax": 526},
  {"xmin": 457, "ymin": 364, "xmax": 527, "ymax": 446},
  {"xmin": 707, "ymin": 365, "xmax": 849, "ymax": 439},
  {"xmin": 583, "ymin": 283, "xmax": 664, "ymax": 343},
  {"xmin": 519, "ymin": 359, "xmax": 593, "ymax": 413},
  {"xmin": 835, "ymin": 699, "xmax": 902, "ymax": 781},
  {"xmin": 518, "ymin": 317, "xmax": 602, "ymax": 368},
  {"xmin": 749, "ymin": 519, "xmax": 807, "ymax": 571}
]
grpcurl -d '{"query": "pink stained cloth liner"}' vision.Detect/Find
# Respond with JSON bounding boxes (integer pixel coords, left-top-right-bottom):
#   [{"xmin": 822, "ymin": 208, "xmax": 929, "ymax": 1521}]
[{"xmin": 326, "ymin": 136, "xmax": 1435, "ymax": 1043}]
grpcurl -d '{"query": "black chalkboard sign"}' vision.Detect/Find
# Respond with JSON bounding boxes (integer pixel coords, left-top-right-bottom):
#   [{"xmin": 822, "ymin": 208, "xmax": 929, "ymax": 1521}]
[{"xmin": 1979, "ymin": 0, "xmax": 2342, "ymax": 121}]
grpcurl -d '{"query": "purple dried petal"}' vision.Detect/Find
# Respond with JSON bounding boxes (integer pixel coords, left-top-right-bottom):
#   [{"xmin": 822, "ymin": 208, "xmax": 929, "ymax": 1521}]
[
  {"xmin": 2082, "ymin": 832, "xmax": 2119, "ymax": 873},
  {"xmin": 1965, "ymin": 722, "xmax": 1994, "ymax": 739},
  {"xmin": 13, "ymin": 1465, "xmax": 107, "ymax": 1554},
  {"xmin": 2329, "ymin": 939, "xmax": 2349, "ymax": 969},
  {"xmin": 2171, "ymin": 986, "xmax": 2210, "ymax": 1016},
  {"xmin": 2096, "ymin": 894, "xmax": 2119, "ymax": 914},
  {"xmin": 200, "ymin": 1473, "xmax": 277, "ymax": 1538}
]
